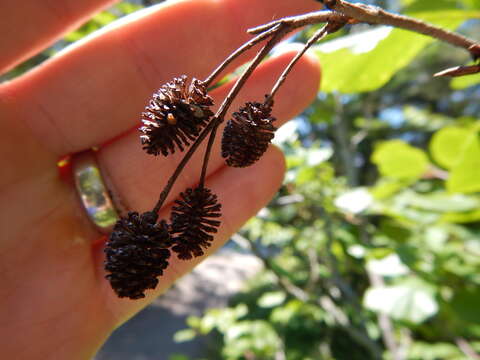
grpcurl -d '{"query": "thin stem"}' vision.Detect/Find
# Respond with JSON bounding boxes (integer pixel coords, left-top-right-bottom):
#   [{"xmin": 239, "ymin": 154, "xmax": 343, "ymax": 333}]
[
  {"xmin": 330, "ymin": 0, "xmax": 478, "ymax": 54},
  {"xmin": 368, "ymin": 270, "xmax": 404, "ymax": 360},
  {"xmin": 203, "ymin": 24, "xmax": 282, "ymax": 88},
  {"xmin": 434, "ymin": 64, "xmax": 480, "ymax": 77},
  {"xmin": 456, "ymin": 338, "xmax": 480, "ymax": 360},
  {"xmin": 152, "ymin": 119, "xmax": 217, "ymax": 214},
  {"xmin": 249, "ymin": 5, "xmax": 478, "ymax": 57},
  {"xmin": 215, "ymin": 25, "xmax": 288, "ymax": 121},
  {"xmin": 266, "ymin": 23, "xmax": 333, "ymax": 104},
  {"xmin": 199, "ymin": 124, "xmax": 219, "ymax": 188},
  {"xmin": 248, "ymin": 11, "xmax": 348, "ymax": 35}
]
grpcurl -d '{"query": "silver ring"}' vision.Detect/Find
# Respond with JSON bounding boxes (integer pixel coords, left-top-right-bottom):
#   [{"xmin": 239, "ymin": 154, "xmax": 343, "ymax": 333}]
[{"xmin": 73, "ymin": 150, "xmax": 120, "ymax": 234}]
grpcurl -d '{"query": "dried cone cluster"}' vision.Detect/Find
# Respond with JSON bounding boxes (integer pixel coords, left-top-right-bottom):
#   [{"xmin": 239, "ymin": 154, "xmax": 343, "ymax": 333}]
[
  {"xmin": 171, "ymin": 187, "xmax": 222, "ymax": 260},
  {"xmin": 104, "ymin": 211, "xmax": 172, "ymax": 299},
  {"xmin": 140, "ymin": 75, "xmax": 214, "ymax": 156},
  {"xmin": 105, "ymin": 187, "xmax": 221, "ymax": 299},
  {"xmin": 107, "ymin": 74, "xmax": 277, "ymax": 299},
  {"xmin": 222, "ymin": 100, "xmax": 277, "ymax": 167}
]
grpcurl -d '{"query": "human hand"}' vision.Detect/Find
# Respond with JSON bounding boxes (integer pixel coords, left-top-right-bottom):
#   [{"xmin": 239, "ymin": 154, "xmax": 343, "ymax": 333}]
[{"xmin": 0, "ymin": 0, "xmax": 321, "ymax": 358}]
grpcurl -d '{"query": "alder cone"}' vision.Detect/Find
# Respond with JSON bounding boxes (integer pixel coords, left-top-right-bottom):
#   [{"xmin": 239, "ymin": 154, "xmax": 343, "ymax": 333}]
[
  {"xmin": 222, "ymin": 100, "xmax": 276, "ymax": 168},
  {"xmin": 170, "ymin": 187, "xmax": 222, "ymax": 260},
  {"xmin": 140, "ymin": 75, "xmax": 214, "ymax": 156},
  {"xmin": 104, "ymin": 211, "xmax": 172, "ymax": 299}
]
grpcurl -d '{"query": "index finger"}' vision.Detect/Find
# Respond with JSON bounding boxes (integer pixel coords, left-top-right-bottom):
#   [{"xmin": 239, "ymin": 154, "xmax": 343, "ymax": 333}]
[
  {"xmin": 0, "ymin": 0, "xmax": 118, "ymax": 74},
  {"xmin": 2, "ymin": 0, "xmax": 320, "ymax": 156}
]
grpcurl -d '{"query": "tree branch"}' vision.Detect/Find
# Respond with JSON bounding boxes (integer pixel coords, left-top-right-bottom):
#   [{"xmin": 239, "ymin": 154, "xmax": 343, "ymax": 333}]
[
  {"xmin": 329, "ymin": 1, "xmax": 478, "ymax": 55},
  {"xmin": 249, "ymin": 4, "xmax": 479, "ymax": 61}
]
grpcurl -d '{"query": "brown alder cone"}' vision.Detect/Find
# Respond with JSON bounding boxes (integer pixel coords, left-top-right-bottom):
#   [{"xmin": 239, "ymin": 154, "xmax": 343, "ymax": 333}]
[
  {"xmin": 221, "ymin": 100, "xmax": 276, "ymax": 168},
  {"xmin": 140, "ymin": 75, "xmax": 214, "ymax": 156},
  {"xmin": 170, "ymin": 187, "xmax": 222, "ymax": 260},
  {"xmin": 104, "ymin": 211, "xmax": 172, "ymax": 299}
]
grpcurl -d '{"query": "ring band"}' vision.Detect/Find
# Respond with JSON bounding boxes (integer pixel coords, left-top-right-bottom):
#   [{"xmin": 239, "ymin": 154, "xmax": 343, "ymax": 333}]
[{"xmin": 73, "ymin": 150, "xmax": 120, "ymax": 233}]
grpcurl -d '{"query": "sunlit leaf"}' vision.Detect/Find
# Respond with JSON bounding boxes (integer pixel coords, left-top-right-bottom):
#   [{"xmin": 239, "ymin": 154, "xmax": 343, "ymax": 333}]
[
  {"xmin": 450, "ymin": 71, "xmax": 480, "ymax": 89},
  {"xmin": 372, "ymin": 140, "xmax": 429, "ymax": 179},
  {"xmin": 173, "ymin": 329, "xmax": 196, "ymax": 343},
  {"xmin": 447, "ymin": 130, "xmax": 480, "ymax": 193},
  {"xmin": 364, "ymin": 280, "xmax": 438, "ymax": 323},
  {"xmin": 430, "ymin": 126, "xmax": 472, "ymax": 168},
  {"xmin": 366, "ymin": 254, "xmax": 410, "ymax": 276},
  {"xmin": 335, "ymin": 188, "xmax": 373, "ymax": 213},
  {"xmin": 441, "ymin": 208, "xmax": 480, "ymax": 223},
  {"xmin": 314, "ymin": 10, "xmax": 480, "ymax": 93},
  {"xmin": 257, "ymin": 291, "xmax": 286, "ymax": 308},
  {"xmin": 408, "ymin": 342, "xmax": 466, "ymax": 360},
  {"xmin": 405, "ymin": 191, "xmax": 479, "ymax": 212}
]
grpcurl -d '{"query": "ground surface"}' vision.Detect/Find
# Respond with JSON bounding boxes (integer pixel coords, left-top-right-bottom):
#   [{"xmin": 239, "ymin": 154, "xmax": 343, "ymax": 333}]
[{"xmin": 95, "ymin": 248, "xmax": 261, "ymax": 360}]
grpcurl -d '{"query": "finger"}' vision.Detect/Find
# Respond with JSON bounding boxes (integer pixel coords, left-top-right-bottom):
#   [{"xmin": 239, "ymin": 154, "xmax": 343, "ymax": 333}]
[
  {"xmin": 96, "ymin": 49, "xmax": 321, "ymax": 214},
  {"xmin": 2, "ymin": 0, "xmax": 320, "ymax": 156},
  {"xmin": 103, "ymin": 145, "xmax": 286, "ymax": 325},
  {"xmin": 0, "ymin": 0, "xmax": 118, "ymax": 74}
]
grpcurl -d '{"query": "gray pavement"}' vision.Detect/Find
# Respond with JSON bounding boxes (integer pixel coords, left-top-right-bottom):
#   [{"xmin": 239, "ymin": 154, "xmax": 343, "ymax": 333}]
[{"xmin": 95, "ymin": 249, "xmax": 261, "ymax": 360}]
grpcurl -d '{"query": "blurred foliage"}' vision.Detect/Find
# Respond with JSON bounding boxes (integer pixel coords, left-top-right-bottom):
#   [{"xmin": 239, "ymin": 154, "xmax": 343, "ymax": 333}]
[
  {"xmin": 171, "ymin": 0, "xmax": 480, "ymax": 359},
  {"xmin": 4, "ymin": 0, "xmax": 479, "ymax": 359}
]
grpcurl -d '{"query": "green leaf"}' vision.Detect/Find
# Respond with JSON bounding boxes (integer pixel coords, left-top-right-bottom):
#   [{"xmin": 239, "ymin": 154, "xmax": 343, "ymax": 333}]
[
  {"xmin": 257, "ymin": 291, "xmax": 286, "ymax": 308},
  {"xmin": 315, "ymin": 10, "xmax": 479, "ymax": 93},
  {"xmin": 450, "ymin": 71, "xmax": 480, "ymax": 89},
  {"xmin": 370, "ymin": 179, "xmax": 412, "ymax": 199},
  {"xmin": 447, "ymin": 130, "xmax": 480, "ymax": 193},
  {"xmin": 405, "ymin": 191, "xmax": 480, "ymax": 212},
  {"xmin": 168, "ymin": 355, "xmax": 190, "ymax": 360},
  {"xmin": 364, "ymin": 280, "xmax": 438, "ymax": 323},
  {"xmin": 404, "ymin": 0, "xmax": 458, "ymax": 12},
  {"xmin": 408, "ymin": 342, "xmax": 466, "ymax": 360},
  {"xmin": 223, "ymin": 321, "xmax": 281, "ymax": 358},
  {"xmin": 115, "ymin": 2, "xmax": 143, "ymax": 14},
  {"xmin": 441, "ymin": 208, "xmax": 480, "ymax": 223},
  {"xmin": 366, "ymin": 254, "xmax": 410, "ymax": 276},
  {"xmin": 372, "ymin": 140, "xmax": 429, "ymax": 180},
  {"xmin": 451, "ymin": 288, "xmax": 480, "ymax": 324},
  {"xmin": 173, "ymin": 329, "xmax": 196, "ymax": 343},
  {"xmin": 430, "ymin": 126, "xmax": 472, "ymax": 169}
]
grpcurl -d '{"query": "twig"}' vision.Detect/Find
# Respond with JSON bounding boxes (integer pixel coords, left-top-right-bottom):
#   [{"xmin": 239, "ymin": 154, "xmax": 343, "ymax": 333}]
[
  {"xmin": 231, "ymin": 233, "xmax": 309, "ymax": 301},
  {"xmin": 305, "ymin": 246, "xmax": 320, "ymax": 292},
  {"xmin": 250, "ymin": 4, "xmax": 478, "ymax": 59},
  {"xmin": 317, "ymin": 200, "xmax": 360, "ymax": 306},
  {"xmin": 317, "ymin": 295, "xmax": 382, "ymax": 360},
  {"xmin": 368, "ymin": 271, "xmax": 405, "ymax": 360},
  {"xmin": 214, "ymin": 25, "xmax": 287, "ymax": 121},
  {"xmin": 456, "ymin": 338, "xmax": 480, "ymax": 360},
  {"xmin": 266, "ymin": 22, "xmax": 340, "ymax": 104},
  {"xmin": 248, "ymin": 11, "xmax": 349, "ymax": 34},
  {"xmin": 203, "ymin": 24, "xmax": 282, "ymax": 88},
  {"xmin": 152, "ymin": 116, "xmax": 218, "ymax": 213},
  {"xmin": 332, "ymin": 93, "xmax": 358, "ymax": 187},
  {"xmin": 434, "ymin": 64, "xmax": 480, "ymax": 77},
  {"xmin": 199, "ymin": 124, "xmax": 218, "ymax": 188}
]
